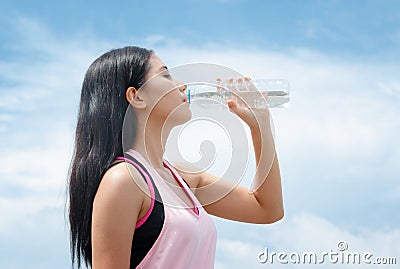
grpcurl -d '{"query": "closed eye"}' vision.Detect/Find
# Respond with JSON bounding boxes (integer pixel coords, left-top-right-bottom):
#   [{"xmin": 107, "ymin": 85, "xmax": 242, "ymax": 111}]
[
  {"xmin": 159, "ymin": 67, "xmax": 173, "ymax": 80},
  {"xmin": 161, "ymin": 71, "xmax": 173, "ymax": 80}
]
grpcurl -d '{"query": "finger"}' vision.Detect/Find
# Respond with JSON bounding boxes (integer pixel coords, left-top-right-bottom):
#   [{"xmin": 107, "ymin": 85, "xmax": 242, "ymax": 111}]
[
  {"xmin": 226, "ymin": 77, "xmax": 234, "ymax": 91},
  {"xmin": 227, "ymin": 99, "xmax": 237, "ymax": 111},
  {"xmin": 216, "ymin": 77, "xmax": 222, "ymax": 92},
  {"xmin": 228, "ymin": 98, "xmax": 244, "ymax": 116},
  {"xmin": 245, "ymin": 76, "xmax": 256, "ymax": 91},
  {"xmin": 237, "ymin": 77, "xmax": 245, "ymax": 91}
]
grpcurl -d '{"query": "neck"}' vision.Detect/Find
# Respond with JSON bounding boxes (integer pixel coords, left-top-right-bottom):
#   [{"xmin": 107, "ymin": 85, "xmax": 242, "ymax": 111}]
[{"xmin": 131, "ymin": 116, "xmax": 173, "ymax": 171}]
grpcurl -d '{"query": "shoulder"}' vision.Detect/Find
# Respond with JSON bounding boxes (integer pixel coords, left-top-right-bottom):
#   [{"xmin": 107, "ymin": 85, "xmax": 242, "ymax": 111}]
[
  {"xmin": 92, "ymin": 162, "xmax": 149, "ymax": 267},
  {"xmin": 94, "ymin": 161, "xmax": 149, "ymax": 211}
]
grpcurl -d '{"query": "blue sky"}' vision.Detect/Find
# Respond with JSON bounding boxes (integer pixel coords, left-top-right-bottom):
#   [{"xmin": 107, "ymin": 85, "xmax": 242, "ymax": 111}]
[{"xmin": 1, "ymin": 1, "xmax": 399, "ymax": 268}]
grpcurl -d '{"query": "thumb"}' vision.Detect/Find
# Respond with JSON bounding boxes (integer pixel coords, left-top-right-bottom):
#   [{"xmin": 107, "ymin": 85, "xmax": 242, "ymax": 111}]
[
  {"xmin": 227, "ymin": 99, "xmax": 245, "ymax": 116},
  {"xmin": 227, "ymin": 99, "xmax": 238, "ymax": 112}
]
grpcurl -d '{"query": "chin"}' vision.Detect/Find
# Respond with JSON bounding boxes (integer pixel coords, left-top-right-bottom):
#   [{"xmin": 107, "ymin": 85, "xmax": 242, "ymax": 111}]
[
  {"xmin": 176, "ymin": 109, "xmax": 192, "ymax": 126},
  {"xmin": 166, "ymin": 106, "xmax": 192, "ymax": 127}
]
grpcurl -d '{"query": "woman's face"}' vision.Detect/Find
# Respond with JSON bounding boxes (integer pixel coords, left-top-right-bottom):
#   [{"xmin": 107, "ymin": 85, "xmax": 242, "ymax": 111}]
[{"xmin": 138, "ymin": 53, "xmax": 191, "ymax": 126}]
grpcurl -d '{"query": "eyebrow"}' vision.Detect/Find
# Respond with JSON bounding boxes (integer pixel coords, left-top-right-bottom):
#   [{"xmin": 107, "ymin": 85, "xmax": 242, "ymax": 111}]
[{"xmin": 158, "ymin": 65, "xmax": 168, "ymax": 72}]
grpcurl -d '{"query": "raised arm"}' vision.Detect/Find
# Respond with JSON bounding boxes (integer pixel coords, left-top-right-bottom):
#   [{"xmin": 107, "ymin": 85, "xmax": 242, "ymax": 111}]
[{"xmin": 175, "ymin": 99, "xmax": 284, "ymax": 224}]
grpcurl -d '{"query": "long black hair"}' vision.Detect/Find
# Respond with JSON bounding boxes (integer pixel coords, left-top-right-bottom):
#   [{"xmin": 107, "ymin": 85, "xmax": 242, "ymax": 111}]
[{"xmin": 67, "ymin": 46, "xmax": 153, "ymax": 268}]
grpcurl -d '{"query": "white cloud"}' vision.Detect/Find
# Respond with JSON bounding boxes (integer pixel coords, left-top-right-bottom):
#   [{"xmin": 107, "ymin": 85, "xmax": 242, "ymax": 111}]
[
  {"xmin": 0, "ymin": 126, "xmax": 74, "ymax": 191},
  {"xmin": 215, "ymin": 237, "xmax": 261, "ymax": 268},
  {"xmin": 376, "ymin": 80, "xmax": 400, "ymax": 98},
  {"xmin": 266, "ymin": 212, "xmax": 400, "ymax": 255},
  {"xmin": 0, "ymin": 195, "xmax": 71, "ymax": 269},
  {"xmin": 298, "ymin": 20, "xmax": 344, "ymax": 42},
  {"xmin": 215, "ymin": 212, "xmax": 400, "ymax": 268}
]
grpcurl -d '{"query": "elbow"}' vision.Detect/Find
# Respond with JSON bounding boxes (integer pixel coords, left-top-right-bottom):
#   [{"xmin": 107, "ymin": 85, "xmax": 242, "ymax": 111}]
[
  {"xmin": 273, "ymin": 208, "xmax": 284, "ymax": 223},
  {"xmin": 263, "ymin": 208, "xmax": 284, "ymax": 224}
]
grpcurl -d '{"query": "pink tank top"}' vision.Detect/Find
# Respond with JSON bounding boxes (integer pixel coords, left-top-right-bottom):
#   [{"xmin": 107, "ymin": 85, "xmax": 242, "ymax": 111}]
[{"xmin": 122, "ymin": 149, "xmax": 217, "ymax": 269}]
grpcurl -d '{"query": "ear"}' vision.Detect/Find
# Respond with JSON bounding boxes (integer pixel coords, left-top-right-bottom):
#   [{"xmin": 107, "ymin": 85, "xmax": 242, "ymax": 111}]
[{"xmin": 126, "ymin": 87, "xmax": 147, "ymax": 109}]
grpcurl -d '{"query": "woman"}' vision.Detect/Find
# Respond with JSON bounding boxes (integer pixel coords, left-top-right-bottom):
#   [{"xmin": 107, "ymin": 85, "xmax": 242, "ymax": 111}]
[{"xmin": 68, "ymin": 46, "xmax": 284, "ymax": 269}]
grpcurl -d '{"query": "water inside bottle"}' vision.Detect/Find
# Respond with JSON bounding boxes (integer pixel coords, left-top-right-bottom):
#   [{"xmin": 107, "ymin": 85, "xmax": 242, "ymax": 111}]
[
  {"xmin": 234, "ymin": 90, "xmax": 290, "ymax": 108},
  {"xmin": 187, "ymin": 81, "xmax": 289, "ymax": 109}
]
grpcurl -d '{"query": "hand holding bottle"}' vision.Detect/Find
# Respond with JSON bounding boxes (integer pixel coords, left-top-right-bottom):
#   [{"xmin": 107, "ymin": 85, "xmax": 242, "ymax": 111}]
[{"xmin": 223, "ymin": 77, "xmax": 271, "ymax": 129}]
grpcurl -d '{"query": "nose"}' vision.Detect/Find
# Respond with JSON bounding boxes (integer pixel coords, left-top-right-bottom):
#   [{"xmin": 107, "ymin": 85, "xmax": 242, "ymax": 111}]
[{"xmin": 175, "ymin": 79, "xmax": 187, "ymax": 93}]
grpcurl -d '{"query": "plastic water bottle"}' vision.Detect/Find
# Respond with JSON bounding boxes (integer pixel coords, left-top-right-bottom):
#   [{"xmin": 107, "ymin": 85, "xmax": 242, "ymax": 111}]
[{"xmin": 187, "ymin": 78, "xmax": 289, "ymax": 109}]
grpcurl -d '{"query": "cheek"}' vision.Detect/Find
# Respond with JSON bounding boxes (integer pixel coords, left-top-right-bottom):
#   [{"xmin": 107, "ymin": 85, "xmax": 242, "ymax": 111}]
[
  {"xmin": 156, "ymin": 91, "xmax": 181, "ymax": 113},
  {"xmin": 147, "ymin": 87, "xmax": 181, "ymax": 117},
  {"xmin": 144, "ymin": 80, "xmax": 171, "ymax": 103},
  {"xmin": 143, "ymin": 77, "xmax": 184, "ymax": 118}
]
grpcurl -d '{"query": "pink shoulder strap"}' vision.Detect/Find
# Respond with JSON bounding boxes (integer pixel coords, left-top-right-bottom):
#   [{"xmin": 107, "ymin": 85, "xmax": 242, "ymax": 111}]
[{"xmin": 115, "ymin": 156, "xmax": 156, "ymax": 229}]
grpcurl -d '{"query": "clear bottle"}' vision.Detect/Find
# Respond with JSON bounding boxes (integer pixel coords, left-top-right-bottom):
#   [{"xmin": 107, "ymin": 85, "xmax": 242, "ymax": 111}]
[{"xmin": 187, "ymin": 78, "xmax": 290, "ymax": 109}]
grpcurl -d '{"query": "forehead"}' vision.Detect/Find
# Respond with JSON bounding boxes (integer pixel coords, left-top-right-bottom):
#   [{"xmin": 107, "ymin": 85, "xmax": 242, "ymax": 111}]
[{"xmin": 147, "ymin": 54, "xmax": 167, "ymax": 77}]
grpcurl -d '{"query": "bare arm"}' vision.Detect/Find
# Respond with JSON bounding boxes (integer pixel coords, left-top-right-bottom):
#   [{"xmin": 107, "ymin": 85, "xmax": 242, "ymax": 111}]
[
  {"xmin": 175, "ymin": 105, "xmax": 284, "ymax": 224},
  {"xmin": 91, "ymin": 163, "xmax": 148, "ymax": 268}
]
